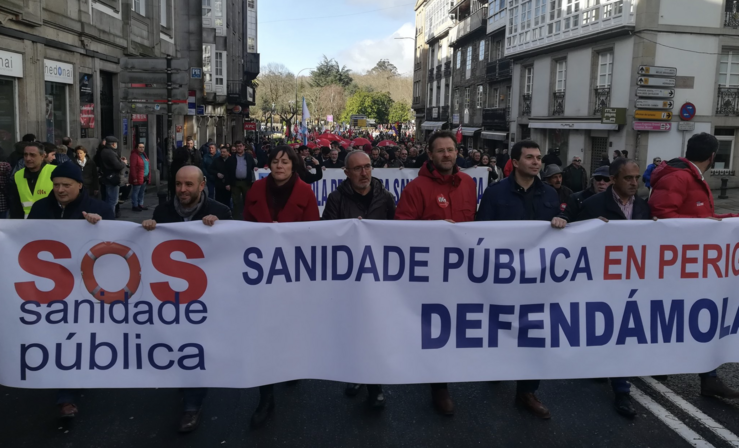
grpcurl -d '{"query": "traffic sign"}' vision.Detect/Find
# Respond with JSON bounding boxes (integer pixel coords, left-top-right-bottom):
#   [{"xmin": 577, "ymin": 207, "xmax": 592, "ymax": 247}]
[
  {"xmin": 120, "ymin": 102, "xmax": 189, "ymax": 115},
  {"xmin": 634, "ymin": 99, "xmax": 674, "ymax": 110},
  {"xmin": 120, "ymin": 57, "xmax": 189, "ymax": 72},
  {"xmin": 635, "ymin": 110, "xmax": 672, "ymax": 120},
  {"xmin": 191, "ymin": 67, "xmax": 203, "ymax": 79},
  {"xmin": 638, "ymin": 66, "xmax": 677, "ymax": 77},
  {"xmin": 633, "ymin": 122, "xmax": 672, "ymax": 132},
  {"xmin": 637, "ymin": 77, "xmax": 676, "ymax": 87},
  {"xmin": 120, "ymin": 87, "xmax": 188, "ymax": 101},
  {"xmin": 636, "ymin": 88, "xmax": 675, "ymax": 98},
  {"xmin": 120, "ymin": 71, "xmax": 189, "ymax": 85},
  {"xmin": 679, "ymin": 102, "xmax": 697, "ymax": 121}
]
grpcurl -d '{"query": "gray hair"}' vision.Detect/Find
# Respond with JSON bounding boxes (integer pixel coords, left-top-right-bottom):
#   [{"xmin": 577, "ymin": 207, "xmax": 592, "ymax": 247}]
[{"xmin": 345, "ymin": 150, "xmax": 370, "ymax": 168}]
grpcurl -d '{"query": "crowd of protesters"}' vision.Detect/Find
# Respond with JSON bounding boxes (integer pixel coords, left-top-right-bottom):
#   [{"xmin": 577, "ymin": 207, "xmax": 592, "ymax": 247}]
[{"xmin": 3, "ymin": 129, "xmax": 738, "ymax": 434}]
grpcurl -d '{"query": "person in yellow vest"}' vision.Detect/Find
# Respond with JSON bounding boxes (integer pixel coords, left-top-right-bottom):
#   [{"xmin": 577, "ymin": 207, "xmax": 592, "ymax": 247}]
[{"xmin": 9, "ymin": 142, "xmax": 55, "ymax": 219}]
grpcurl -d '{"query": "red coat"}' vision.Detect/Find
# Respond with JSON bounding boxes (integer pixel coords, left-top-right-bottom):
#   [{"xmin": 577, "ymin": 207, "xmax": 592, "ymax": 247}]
[
  {"xmin": 129, "ymin": 152, "xmax": 151, "ymax": 186},
  {"xmin": 504, "ymin": 159, "xmax": 513, "ymax": 177},
  {"xmin": 395, "ymin": 161, "xmax": 477, "ymax": 222},
  {"xmin": 649, "ymin": 158, "xmax": 735, "ymax": 219},
  {"xmin": 243, "ymin": 176, "xmax": 320, "ymax": 223}
]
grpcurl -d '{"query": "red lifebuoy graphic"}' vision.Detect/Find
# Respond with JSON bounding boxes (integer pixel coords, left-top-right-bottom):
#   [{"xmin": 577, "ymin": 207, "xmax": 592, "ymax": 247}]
[{"xmin": 80, "ymin": 242, "xmax": 142, "ymax": 304}]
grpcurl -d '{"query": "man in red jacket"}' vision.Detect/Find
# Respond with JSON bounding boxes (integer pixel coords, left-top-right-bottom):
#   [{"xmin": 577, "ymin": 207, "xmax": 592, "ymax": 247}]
[
  {"xmin": 649, "ymin": 132, "xmax": 739, "ymax": 399},
  {"xmin": 395, "ymin": 130, "xmax": 477, "ymax": 415}
]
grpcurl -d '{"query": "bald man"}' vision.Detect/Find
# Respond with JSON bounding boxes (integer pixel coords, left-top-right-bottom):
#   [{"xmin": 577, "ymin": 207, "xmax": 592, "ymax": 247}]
[{"xmin": 142, "ymin": 166, "xmax": 231, "ymax": 432}]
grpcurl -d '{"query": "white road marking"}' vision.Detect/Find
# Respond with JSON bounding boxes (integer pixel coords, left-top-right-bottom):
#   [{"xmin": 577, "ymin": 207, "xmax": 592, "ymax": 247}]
[
  {"xmin": 631, "ymin": 385, "xmax": 715, "ymax": 448},
  {"xmin": 640, "ymin": 376, "xmax": 739, "ymax": 447}
]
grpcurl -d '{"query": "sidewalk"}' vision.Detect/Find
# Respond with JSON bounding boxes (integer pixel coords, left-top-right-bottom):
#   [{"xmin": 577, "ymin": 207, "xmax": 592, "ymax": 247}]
[
  {"xmin": 117, "ymin": 185, "xmax": 162, "ymax": 224},
  {"xmin": 714, "ymin": 190, "xmax": 739, "ymax": 215}
]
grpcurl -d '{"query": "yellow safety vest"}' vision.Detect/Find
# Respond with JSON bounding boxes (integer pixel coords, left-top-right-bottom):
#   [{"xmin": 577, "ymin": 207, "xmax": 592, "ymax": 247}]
[{"xmin": 15, "ymin": 164, "xmax": 55, "ymax": 218}]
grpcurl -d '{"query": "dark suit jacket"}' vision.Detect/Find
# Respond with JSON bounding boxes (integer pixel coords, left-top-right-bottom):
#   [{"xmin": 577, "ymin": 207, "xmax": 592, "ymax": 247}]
[
  {"xmin": 575, "ymin": 185, "xmax": 651, "ymax": 221},
  {"xmin": 225, "ymin": 153, "xmax": 255, "ymax": 186}
]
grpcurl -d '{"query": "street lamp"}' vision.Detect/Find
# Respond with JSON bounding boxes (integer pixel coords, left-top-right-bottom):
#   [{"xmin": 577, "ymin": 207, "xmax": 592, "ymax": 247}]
[
  {"xmin": 271, "ymin": 102, "xmax": 275, "ymax": 135},
  {"xmin": 296, "ymin": 67, "xmax": 314, "ymax": 131}
]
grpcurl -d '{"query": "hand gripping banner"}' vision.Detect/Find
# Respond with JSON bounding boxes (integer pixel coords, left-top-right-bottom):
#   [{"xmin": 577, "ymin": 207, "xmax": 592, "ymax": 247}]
[{"xmin": 1, "ymin": 218, "xmax": 739, "ymax": 389}]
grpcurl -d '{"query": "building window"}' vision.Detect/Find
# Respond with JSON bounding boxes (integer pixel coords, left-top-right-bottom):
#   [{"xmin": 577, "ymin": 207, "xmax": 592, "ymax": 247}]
[
  {"xmin": 215, "ymin": 52, "xmax": 224, "ymax": 86},
  {"xmin": 715, "ymin": 130, "xmax": 735, "ymax": 170},
  {"xmin": 534, "ymin": 0, "xmax": 546, "ymax": 26},
  {"xmin": 506, "ymin": 85, "xmax": 512, "ymax": 109},
  {"xmin": 454, "ymin": 88, "xmax": 459, "ymax": 112},
  {"xmin": 247, "ymin": 37, "xmax": 256, "ymax": 52},
  {"xmin": 456, "ymin": 49, "xmax": 462, "ymax": 69},
  {"xmin": 476, "ymin": 85, "xmax": 484, "ymax": 108},
  {"xmin": 436, "ymin": 81, "xmax": 442, "ymax": 106},
  {"xmin": 556, "ymin": 60, "xmax": 567, "ymax": 92},
  {"xmin": 133, "ymin": 0, "xmax": 145, "ymax": 15},
  {"xmin": 203, "ymin": 0, "xmax": 211, "ymax": 17},
  {"xmin": 160, "ymin": 0, "xmax": 171, "ymax": 27},
  {"xmin": 247, "ymin": 0, "xmax": 255, "ymax": 8},
  {"xmin": 428, "ymin": 84, "xmax": 433, "ymax": 107},
  {"xmin": 464, "ymin": 87, "xmax": 470, "ymax": 109},
  {"xmin": 720, "ymin": 52, "xmax": 739, "ymax": 86},
  {"xmin": 45, "ymin": 82, "xmax": 69, "ymax": 145},
  {"xmin": 466, "ymin": 46, "xmax": 472, "ymax": 79},
  {"xmin": 0, "ymin": 77, "xmax": 17, "ymax": 151},
  {"xmin": 598, "ymin": 51, "xmax": 613, "ymax": 87},
  {"xmin": 525, "ymin": 66, "xmax": 534, "ymax": 95},
  {"xmin": 491, "ymin": 87, "xmax": 500, "ymax": 108},
  {"xmin": 479, "ymin": 39, "xmax": 486, "ymax": 61},
  {"xmin": 602, "ymin": 0, "xmax": 622, "ymax": 19}
]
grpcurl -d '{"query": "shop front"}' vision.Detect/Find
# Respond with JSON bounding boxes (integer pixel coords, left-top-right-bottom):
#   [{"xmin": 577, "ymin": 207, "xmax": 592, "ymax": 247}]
[
  {"xmin": 529, "ymin": 120, "xmax": 618, "ymax": 170},
  {"xmin": 44, "ymin": 59, "xmax": 74, "ymax": 145},
  {"xmin": 0, "ymin": 49, "xmax": 23, "ymax": 154}
]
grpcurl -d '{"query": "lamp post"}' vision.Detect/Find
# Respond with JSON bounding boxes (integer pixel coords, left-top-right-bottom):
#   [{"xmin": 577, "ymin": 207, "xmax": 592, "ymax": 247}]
[
  {"xmin": 295, "ymin": 67, "xmax": 314, "ymax": 132},
  {"xmin": 271, "ymin": 102, "xmax": 275, "ymax": 136}
]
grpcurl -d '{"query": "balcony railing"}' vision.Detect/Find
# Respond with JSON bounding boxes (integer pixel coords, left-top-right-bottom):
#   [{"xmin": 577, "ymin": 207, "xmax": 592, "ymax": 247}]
[
  {"xmin": 717, "ymin": 86, "xmax": 739, "ymax": 115},
  {"xmin": 593, "ymin": 87, "xmax": 611, "ymax": 115},
  {"xmin": 449, "ymin": 6, "xmax": 488, "ymax": 45},
  {"xmin": 412, "ymin": 96, "xmax": 421, "ymax": 106},
  {"xmin": 227, "ymin": 80, "xmax": 247, "ymax": 104},
  {"xmin": 425, "ymin": 106, "xmax": 451, "ymax": 122},
  {"xmin": 428, "ymin": 67, "xmax": 434, "ymax": 80},
  {"xmin": 435, "ymin": 64, "xmax": 442, "ymax": 81},
  {"xmin": 726, "ymin": 1, "xmax": 739, "ymax": 28},
  {"xmin": 486, "ymin": 58, "xmax": 512, "ymax": 82},
  {"xmin": 521, "ymin": 94, "xmax": 532, "ymax": 116},
  {"xmin": 443, "ymin": 61, "xmax": 452, "ymax": 78},
  {"xmin": 415, "ymin": 61, "xmax": 422, "ymax": 71},
  {"xmin": 553, "ymin": 91, "xmax": 566, "ymax": 116}
]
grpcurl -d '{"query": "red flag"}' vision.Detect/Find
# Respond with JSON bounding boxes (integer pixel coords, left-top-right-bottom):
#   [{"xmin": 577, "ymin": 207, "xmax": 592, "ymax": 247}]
[{"xmin": 456, "ymin": 124, "xmax": 463, "ymax": 144}]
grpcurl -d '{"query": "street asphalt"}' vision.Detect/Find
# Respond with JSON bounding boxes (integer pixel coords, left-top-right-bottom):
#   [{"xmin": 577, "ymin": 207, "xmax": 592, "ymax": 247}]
[{"xmin": 4, "ymin": 186, "xmax": 739, "ymax": 447}]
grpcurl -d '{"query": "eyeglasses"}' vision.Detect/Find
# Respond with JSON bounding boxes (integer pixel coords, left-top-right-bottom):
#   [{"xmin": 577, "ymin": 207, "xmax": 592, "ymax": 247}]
[
  {"xmin": 349, "ymin": 164, "xmax": 372, "ymax": 173},
  {"xmin": 594, "ymin": 176, "xmax": 610, "ymax": 182},
  {"xmin": 573, "ymin": 159, "xmax": 581, "ymax": 163}
]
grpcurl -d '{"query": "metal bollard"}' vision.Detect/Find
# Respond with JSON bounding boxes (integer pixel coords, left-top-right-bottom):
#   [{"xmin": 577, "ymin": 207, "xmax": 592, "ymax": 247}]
[{"xmin": 719, "ymin": 178, "xmax": 729, "ymax": 199}]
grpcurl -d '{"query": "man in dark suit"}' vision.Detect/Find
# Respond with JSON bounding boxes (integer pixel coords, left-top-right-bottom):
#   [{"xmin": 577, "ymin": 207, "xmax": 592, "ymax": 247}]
[{"xmin": 225, "ymin": 140, "xmax": 255, "ymax": 220}]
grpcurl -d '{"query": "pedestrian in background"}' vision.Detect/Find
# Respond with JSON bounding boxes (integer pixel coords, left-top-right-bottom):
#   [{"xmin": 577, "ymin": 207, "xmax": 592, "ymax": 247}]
[
  {"xmin": 225, "ymin": 140, "xmax": 255, "ymax": 219},
  {"xmin": 209, "ymin": 146, "xmax": 231, "ymax": 207},
  {"xmin": 243, "ymin": 145, "xmax": 320, "ymax": 429},
  {"xmin": 129, "ymin": 142, "xmax": 151, "ymax": 212},
  {"xmin": 562, "ymin": 155, "xmax": 588, "ymax": 192},
  {"xmin": 202, "ymin": 143, "xmax": 218, "ymax": 199},
  {"xmin": 642, "ymin": 156, "xmax": 662, "ymax": 190},
  {"xmin": 542, "ymin": 164, "xmax": 573, "ymax": 211},
  {"xmin": 97, "ymin": 136, "xmax": 126, "ymax": 214},
  {"xmin": 74, "ymin": 146, "xmax": 100, "ymax": 199}
]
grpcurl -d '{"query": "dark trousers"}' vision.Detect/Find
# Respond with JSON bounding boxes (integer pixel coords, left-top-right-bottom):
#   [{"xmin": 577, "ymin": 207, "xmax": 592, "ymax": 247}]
[
  {"xmin": 231, "ymin": 179, "xmax": 251, "ymax": 220},
  {"xmin": 611, "ymin": 378, "xmax": 631, "ymax": 394},
  {"xmin": 56, "ymin": 389, "xmax": 79, "ymax": 404},
  {"xmin": 516, "ymin": 380, "xmax": 540, "ymax": 394},
  {"xmin": 182, "ymin": 388, "xmax": 208, "ymax": 412},
  {"xmin": 215, "ymin": 187, "xmax": 231, "ymax": 208},
  {"xmin": 700, "ymin": 369, "xmax": 718, "ymax": 378}
]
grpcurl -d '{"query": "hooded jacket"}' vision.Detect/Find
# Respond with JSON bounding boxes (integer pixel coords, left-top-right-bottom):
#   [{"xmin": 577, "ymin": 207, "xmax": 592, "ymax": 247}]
[
  {"xmin": 395, "ymin": 161, "xmax": 477, "ymax": 222},
  {"xmin": 322, "ymin": 177, "xmax": 396, "ymax": 220},
  {"xmin": 649, "ymin": 158, "xmax": 733, "ymax": 219}
]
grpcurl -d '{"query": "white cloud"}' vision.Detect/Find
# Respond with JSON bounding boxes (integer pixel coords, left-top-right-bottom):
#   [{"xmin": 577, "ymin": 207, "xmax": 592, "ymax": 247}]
[
  {"xmin": 335, "ymin": 23, "xmax": 416, "ymax": 74},
  {"xmin": 345, "ymin": 0, "xmax": 413, "ymax": 16}
]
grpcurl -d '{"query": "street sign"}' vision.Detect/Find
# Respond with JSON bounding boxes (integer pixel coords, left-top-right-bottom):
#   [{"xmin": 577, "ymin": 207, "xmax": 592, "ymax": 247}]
[
  {"xmin": 678, "ymin": 122, "xmax": 696, "ymax": 131},
  {"xmin": 637, "ymin": 77, "xmax": 676, "ymax": 87},
  {"xmin": 120, "ymin": 57, "xmax": 189, "ymax": 72},
  {"xmin": 634, "ymin": 99, "xmax": 674, "ymax": 109},
  {"xmin": 635, "ymin": 110, "xmax": 672, "ymax": 120},
  {"xmin": 120, "ymin": 87, "xmax": 188, "ymax": 101},
  {"xmin": 191, "ymin": 67, "xmax": 203, "ymax": 79},
  {"xmin": 120, "ymin": 71, "xmax": 189, "ymax": 85},
  {"xmin": 244, "ymin": 122, "xmax": 257, "ymax": 131},
  {"xmin": 638, "ymin": 66, "xmax": 677, "ymax": 77},
  {"xmin": 679, "ymin": 102, "xmax": 697, "ymax": 121},
  {"xmin": 120, "ymin": 102, "xmax": 189, "ymax": 115},
  {"xmin": 196, "ymin": 105, "xmax": 205, "ymax": 115},
  {"xmin": 633, "ymin": 122, "xmax": 672, "ymax": 131},
  {"xmin": 601, "ymin": 107, "xmax": 627, "ymax": 125},
  {"xmin": 636, "ymin": 88, "xmax": 675, "ymax": 98}
]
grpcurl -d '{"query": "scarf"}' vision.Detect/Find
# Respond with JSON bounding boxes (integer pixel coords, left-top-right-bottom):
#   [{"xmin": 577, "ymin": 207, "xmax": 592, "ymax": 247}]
[
  {"xmin": 174, "ymin": 191, "xmax": 206, "ymax": 221},
  {"xmin": 266, "ymin": 173, "xmax": 297, "ymax": 222}
]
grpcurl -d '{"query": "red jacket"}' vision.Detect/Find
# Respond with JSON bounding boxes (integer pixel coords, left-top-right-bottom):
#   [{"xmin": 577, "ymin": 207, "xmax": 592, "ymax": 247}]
[
  {"xmin": 504, "ymin": 159, "xmax": 513, "ymax": 177},
  {"xmin": 649, "ymin": 158, "xmax": 734, "ymax": 219},
  {"xmin": 395, "ymin": 161, "xmax": 477, "ymax": 222},
  {"xmin": 243, "ymin": 176, "xmax": 320, "ymax": 223},
  {"xmin": 129, "ymin": 151, "xmax": 151, "ymax": 186}
]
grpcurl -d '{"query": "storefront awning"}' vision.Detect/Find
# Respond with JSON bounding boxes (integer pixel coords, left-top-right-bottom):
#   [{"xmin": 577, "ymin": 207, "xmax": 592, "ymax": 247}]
[
  {"xmin": 481, "ymin": 131, "xmax": 507, "ymax": 141},
  {"xmin": 528, "ymin": 120, "xmax": 618, "ymax": 131},
  {"xmin": 421, "ymin": 121, "xmax": 445, "ymax": 130},
  {"xmin": 461, "ymin": 127, "xmax": 481, "ymax": 136}
]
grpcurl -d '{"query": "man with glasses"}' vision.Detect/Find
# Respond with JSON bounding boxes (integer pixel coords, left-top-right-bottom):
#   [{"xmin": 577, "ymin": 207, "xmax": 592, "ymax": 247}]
[
  {"xmin": 395, "ymin": 130, "xmax": 477, "ymax": 416},
  {"xmin": 642, "ymin": 156, "xmax": 662, "ymax": 190},
  {"xmin": 562, "ymin": 155, "xmax": 588, "ymax": 192},
  {"xmin": 554, "ymin": 165, "xmax": 612, "ymax": 224},
  {"xmin": 322, "ymin": 150, "xmax": 395, "ymax": 409}
]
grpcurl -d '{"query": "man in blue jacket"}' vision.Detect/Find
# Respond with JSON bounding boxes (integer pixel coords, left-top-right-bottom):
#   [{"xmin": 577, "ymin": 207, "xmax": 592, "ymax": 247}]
[{"xmin": 475, "ymin": 140, "xmax": 559, "ymax": 419}]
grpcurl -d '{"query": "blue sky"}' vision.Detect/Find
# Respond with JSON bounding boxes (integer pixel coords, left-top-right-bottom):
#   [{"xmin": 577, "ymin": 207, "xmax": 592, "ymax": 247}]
[{"xmin": 258, "ymin": 0, "xmax": 416, "ymax": 75}]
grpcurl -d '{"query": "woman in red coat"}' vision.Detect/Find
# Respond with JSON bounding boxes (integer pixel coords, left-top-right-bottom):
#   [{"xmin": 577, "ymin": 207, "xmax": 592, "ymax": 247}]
[
  {"xmin": 128, "ymin": 142, "xmax": 151, "ymax": 211},
  {"xmin": 242, "ymin": 145, "xmax": 319, "ymax": 428}
]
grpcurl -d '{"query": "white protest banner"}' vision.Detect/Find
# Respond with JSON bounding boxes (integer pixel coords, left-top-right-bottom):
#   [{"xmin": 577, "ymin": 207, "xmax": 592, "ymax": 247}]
[
  {"xmin": 2, "ymin": 219, "xmax": 739, "ymax": 389},
  {"xmin": 256, "ymin": 167, "xmax": 490, "ymax": 214}
]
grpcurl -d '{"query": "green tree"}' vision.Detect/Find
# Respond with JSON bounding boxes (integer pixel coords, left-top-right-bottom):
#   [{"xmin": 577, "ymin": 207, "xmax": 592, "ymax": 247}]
[
  {"xmin": 368, "ymin": 59, "xmax": 399, "ymax": 76},
  {"xmin": 388, "ymin": 101, "xmax": 411, "ymax": 123},
  {"xmin": 342, "ymin": 89, "xmax": 395, "ymax": 124},
  {"xmin": 310, "ymin": 56, "xmax": 353, "ymax": 88}
]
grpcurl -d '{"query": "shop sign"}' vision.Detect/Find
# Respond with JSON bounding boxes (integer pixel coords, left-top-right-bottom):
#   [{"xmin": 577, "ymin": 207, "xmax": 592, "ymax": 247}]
[
  {"xmin": 0, "ymin": 50, "xmax": 23, "ymax": 78},
  {"xmin": 44, "ymin": 59, "xmax": 74, "ymax": 84},
  {"xmin": 633, "ymin": 122, "xmax": 672, "ymax": 132}
]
